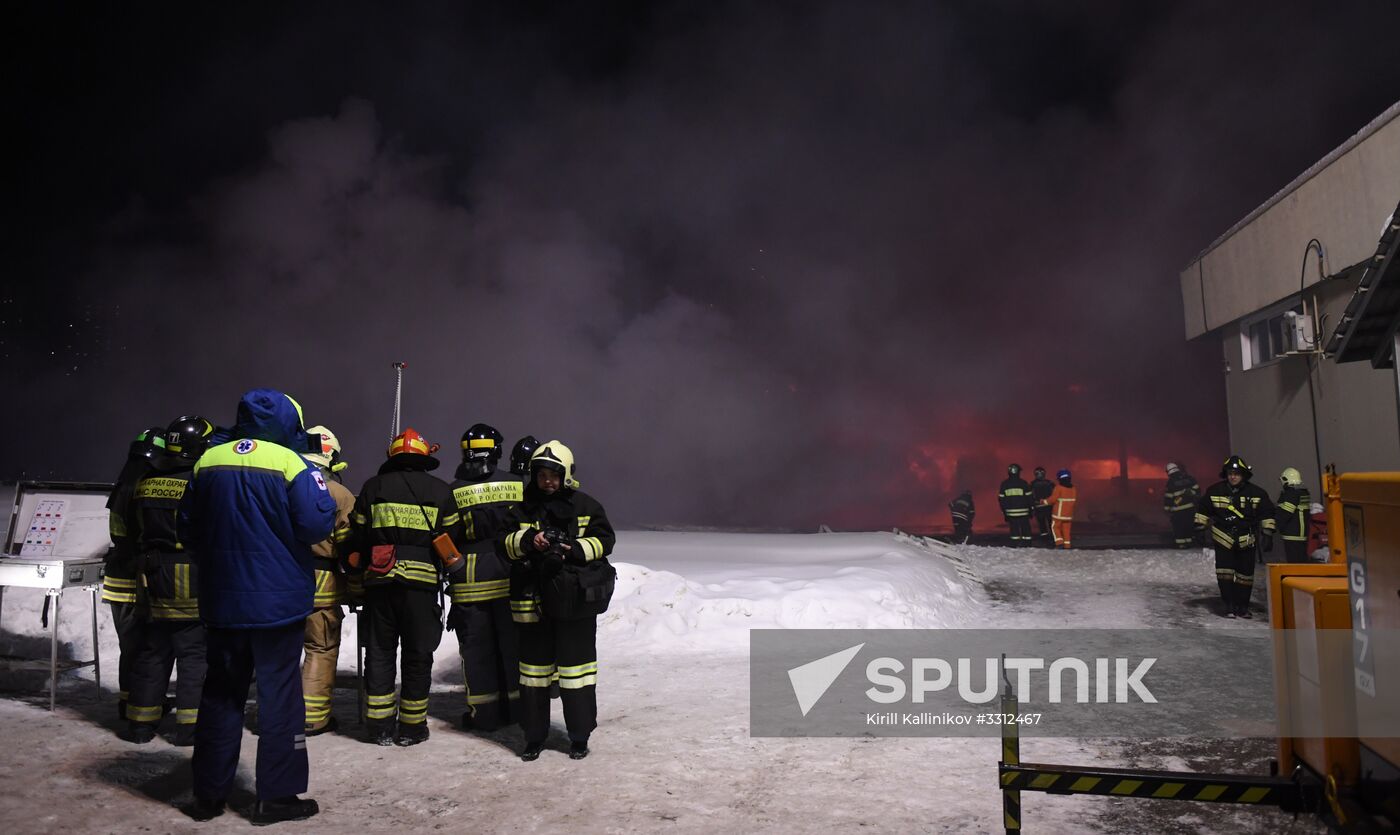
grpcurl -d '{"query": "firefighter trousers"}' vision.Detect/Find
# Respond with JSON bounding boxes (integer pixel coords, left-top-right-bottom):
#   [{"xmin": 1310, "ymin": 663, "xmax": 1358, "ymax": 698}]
[
  {"xmin": 1033, "ymin": 506, "xmax": 1053, "ymax": 545},
  {"xmin": 449, "ymin": 599, "xmax": 520, "ymax": 731},
  {"xmin": 108, "ymin": 601, "xmax": 144, "ymax": 707},
  {"xmin": 127, "ymin": 619, "xmax": 206, "ymax": 727},
  {"xmin": 193, "ymin": 622, "xmax": 307, "ymax": 802},
  {"xmin": 1051, "ymin": 517, "xmax": 1072, "ymax": 549},
  {"xmin": 1283, "ymin": 539, "xmax": 1310, "ymax": 564},
  {"xmin": 364, "ymin": 585, "xmax": 442, "ymax": 730},
  {"xmin": 302, "ymin": 605, "xmax": 343, "ymax": 731},
  {"xmin": 1007, "ymin": 515, "xmax": 1032, "ymax": 546},
  {"xmin": 1168, "ymin": 509, "xmax": 1197, "ymax": 548},
  {"xmin": 1213, "ymin": 545, "xmax": 1255, "ymax": 610},
  {"xmin": 951, "ymin": 520, "xmax": 972, "ymax": 544},
  {"xmin": 518, "ymin": 614, "xmax": 597, "ymax": 745}
]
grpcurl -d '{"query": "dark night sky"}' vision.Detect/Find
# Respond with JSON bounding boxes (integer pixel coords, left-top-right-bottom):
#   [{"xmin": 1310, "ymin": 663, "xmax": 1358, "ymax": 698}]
[{"xmin": 5, "ymin": 1, "xmax": 1400, "ymax": 529}]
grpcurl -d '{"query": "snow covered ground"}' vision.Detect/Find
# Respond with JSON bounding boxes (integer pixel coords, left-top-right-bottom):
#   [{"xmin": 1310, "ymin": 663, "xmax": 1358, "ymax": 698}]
[{"xmin": 0, "ymin": 533, "xmax": 1323, "ymax": 833}]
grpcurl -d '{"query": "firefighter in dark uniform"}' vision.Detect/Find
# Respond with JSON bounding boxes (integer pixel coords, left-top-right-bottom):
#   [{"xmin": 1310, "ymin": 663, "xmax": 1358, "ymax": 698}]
[
  {"xmin": 948, "ymin": 490, "xmax": 975, "ymax": 544},
  {"xmin": 344, "ymin": 428, "xmax": 464, "ymax": 746},
  {"xmin": 998, "ymin": 464, "xmax": 1034, "ymax": 547},
  {"xmin": 1196, "ymin": 455, "xmax": 1276, "ymax": 618},
  {"xmin": 500, "ymin": 440, "xmax": 615, "ymax": 761},
  {"xmin": 1162, "ymin": 463, "xmax": 1202, "ymax": 549},
  {"xmin": 1275, "ymin": 467, "xmax": 1313, "ymax": 564},
  {"xmin": 126, "ymin": 415, "xmax": 215, "ymax": 744},
  {"xmin": 447, "ymin": 423, "xmax": 526, "ymax": 731},
  {"xmin": 104, "ymin": 426, "xmax": 165, "ymax": 721},
  {"xmin": 1030, "ymin": 467, "xmax": 1054, "ymax": 547}
]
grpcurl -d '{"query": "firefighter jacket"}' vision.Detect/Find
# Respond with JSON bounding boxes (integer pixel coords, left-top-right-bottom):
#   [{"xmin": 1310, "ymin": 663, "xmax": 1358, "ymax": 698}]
[
  {"xmin": 178, "ymin": 389, "xmax": 337, "ymax": 629},
  {"xmin": 949, "ymin": 493, "xmax": 975, "ymax": 525},
  {"xmin": 1275, "ymin": 485, "xmax": 1312, "ymax": 542},
  {"xmin": 133, "ymin": 468, "xmax": 198, "ymax": 621},
  {"xmin": 346, "ymin": 458, "xmax": 463, "ymax": 592},
  {"xmin": 1195, "ymin": 480, "xmax": 1276, "ymax": 551},
  {"xmin": 447, "ymin": 465, "xmax": 525, "ymax": 605},
  {"xmin": 1030, "ymin": 477, "xmax": 1055, "ymax": 507},
  {"xmin": 102, "ymin": 457, "xmax": 153, "ymax": 606},
  {"xmin": 498, "ymin": 483, "xmax": 615, "ymax": 623},
  {"xmin": 1162, "ymin": 471, "xmax": 1201, "ymax": 514},
  {"xmin": 998, "ymin": 476, "xmax": 1034, "ymax": 519},
  {"xmin": 308, "ymin": 475, "xmax": 356, "ymax": 608},
  {"xmin": 1048, "ymin": 482, "xmax": 1077, "ymax": 521}
]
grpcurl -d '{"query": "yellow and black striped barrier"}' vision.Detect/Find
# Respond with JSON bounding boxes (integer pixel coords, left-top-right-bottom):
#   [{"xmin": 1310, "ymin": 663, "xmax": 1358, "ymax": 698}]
[
  {"xmin": 1000, "ymin": 684, "xmax": 1020, "ymax": 833},
  {"xmin": 996, "ymin": 658, "xmax": 1317, "ymax": 832},
  {"xmin": 999, "ymin": 762, "xmax": 1307, "ymax": 808}
]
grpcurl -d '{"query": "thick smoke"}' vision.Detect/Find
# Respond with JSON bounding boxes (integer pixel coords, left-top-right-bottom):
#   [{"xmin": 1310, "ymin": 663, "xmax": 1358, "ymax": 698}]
[{"xmin": 7, "ymin": 2, "xmax": 1399, "ymax": 528}]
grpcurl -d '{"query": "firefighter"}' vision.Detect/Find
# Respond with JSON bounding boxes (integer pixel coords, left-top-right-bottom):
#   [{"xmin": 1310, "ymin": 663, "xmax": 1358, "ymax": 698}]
[
  {"xmin": 1030, "ymin": 467, "xmax": 1054, "ymax": 547},
  {"xmin": 1196, "ymin": 455, "xmax": 1275, "ymax": 618},
  {"xmin": 301, "ymin": 426, "xmax": 356, "ymax": 736},
  {"xmin": 104, "ymin": 425, "xmax": 165, "ymax": 722},
  {"xmin": 948, "ymin": 490, "xmax": 975, "ymax": 544},
  {"xmin": 998, "ymin": 464, "xmax": 1034, "ymax": 547},
  {"xmin": 344, "ymin": 428, "xmax": 464, "ymax": 746},
  {"xmin": 1162, "ymin": 463, "xmax": 1202, "ymax": 549},
  {"xmin": 1048, "ymin": 469, "xmax": 1077, "ymax": 549},
  {"xmin": 181, "ymin": 388, "xmax": 336, "ymax": 824},
  {"xmin": 1275, "ymin": 467, "xmax": 1313, "ymax": 564},
  {"xmin": 500, "ymin": 440, "xmax": 615, "ymax": 761},
  {"xmin": 447, "ymin": 422, "xmax": 527, "ymax": 731},
  {"xmin": 125, "ymin": 415, "xmax": 214, "ymax": 745}
]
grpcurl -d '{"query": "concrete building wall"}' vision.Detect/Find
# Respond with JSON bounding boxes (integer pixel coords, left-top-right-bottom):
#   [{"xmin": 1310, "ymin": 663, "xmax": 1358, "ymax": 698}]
[
  {"xmin": 1181, "ymin": 105, "xmax": 1400, "ymax": 339},
  {"xmin": 1179, "ymin": 102, "xmax": 1400, "ymax": 499},
  {"xmin": 1217, "ymin": 279, "xmax": 1400, "ymax": 498}
]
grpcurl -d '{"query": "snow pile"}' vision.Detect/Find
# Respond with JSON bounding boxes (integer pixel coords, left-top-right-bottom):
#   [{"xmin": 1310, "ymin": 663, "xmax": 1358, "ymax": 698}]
[{"xmin": 598, "ymin": 531, "xmax": 983, "ymax": 652}]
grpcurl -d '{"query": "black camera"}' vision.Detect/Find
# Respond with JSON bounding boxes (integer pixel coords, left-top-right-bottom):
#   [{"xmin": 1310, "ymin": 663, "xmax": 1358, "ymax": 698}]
[{"xmin": 538, "ymin": 526, "xmax": 573, "ymax": 557}]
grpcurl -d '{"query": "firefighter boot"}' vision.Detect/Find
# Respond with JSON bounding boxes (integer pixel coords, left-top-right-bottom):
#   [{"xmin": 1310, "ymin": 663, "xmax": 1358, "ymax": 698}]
[
  {"xmin": 395, "ymin": 722, "xmax": 429, "ymax": 747},
  {"xmin": 125, "ymin": 722, "xmax": 157, "ymax": 744},
  {"xmin": 520, "ymin": 741, "xmax": 544, "ymax": 762},
  {"xmin": 569, "ymin": 738, "xmax": 590, "ymax": 760},
  {"xmin": 366, "ymin": 720, "xmax": 394, "ymax": 746},
  {"xmin": 305, "ymin": 716, "xmax": 338, "ymax": 737}
]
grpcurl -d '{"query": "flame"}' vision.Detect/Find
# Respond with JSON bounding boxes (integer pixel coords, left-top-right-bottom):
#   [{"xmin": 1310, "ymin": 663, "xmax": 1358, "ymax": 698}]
[{"xmin": 1066, "ymin": 456, "xmax": 1163, "ymax": 480}]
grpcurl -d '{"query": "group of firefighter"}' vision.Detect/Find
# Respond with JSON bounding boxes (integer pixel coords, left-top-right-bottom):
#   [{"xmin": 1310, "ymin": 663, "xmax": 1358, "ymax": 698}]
[
  {"xmin": 1162, "ymin": 455, "xmax": 1313, "ymax": 618},
  {"xmin": 947, "ymin": 455, "xmax": 1313, "ymax": 618},
  {"xmin": 102, "ymin": 409, "xmax": 615, "ymax": 771},
  {"xmin": 946, "ymin": 465, "xmax": 1079, "ymax": 548}
]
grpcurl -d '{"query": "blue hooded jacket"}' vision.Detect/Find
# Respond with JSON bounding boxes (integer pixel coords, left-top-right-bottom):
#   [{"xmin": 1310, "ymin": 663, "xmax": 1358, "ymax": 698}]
[{"xmin": 179, "ymin": 388, "xmax": 336, "ymax": 628}]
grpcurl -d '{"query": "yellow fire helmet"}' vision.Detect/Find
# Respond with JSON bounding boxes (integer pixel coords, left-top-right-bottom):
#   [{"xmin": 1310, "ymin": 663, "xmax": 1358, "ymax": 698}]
[
  {"xmin": 305, "ymin": 425, "xmax": 346, "ymax": 473},
  {"xmin": 530, "ymin": 440, "xmax": 577, "ymax": 489},
  {"xmin": 1280, "ymin": 467, "xmax": 1303, "ymax": 487}
]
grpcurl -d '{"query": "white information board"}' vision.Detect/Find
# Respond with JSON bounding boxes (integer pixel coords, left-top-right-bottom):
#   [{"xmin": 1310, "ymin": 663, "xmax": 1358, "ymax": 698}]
[{"xmin": 4, "ymin": 482, "xmax": 114, "ymax": 560}]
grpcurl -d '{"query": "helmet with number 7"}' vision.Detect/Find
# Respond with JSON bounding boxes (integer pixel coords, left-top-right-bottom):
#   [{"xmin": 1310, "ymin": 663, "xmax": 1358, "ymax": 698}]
[
  {"xmin": 162, "ymin": 415, "xmax": 215, "ymax": 469},
  {"xmin": 510, "ymin": 435, "xmax": 540, "ymax": 477}
]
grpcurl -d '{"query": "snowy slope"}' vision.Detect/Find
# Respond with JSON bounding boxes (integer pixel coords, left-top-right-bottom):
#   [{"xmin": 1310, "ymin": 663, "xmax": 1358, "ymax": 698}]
[{"xmin": 0, "ymin": 534, "xmax": 1318, "ymax": 834}]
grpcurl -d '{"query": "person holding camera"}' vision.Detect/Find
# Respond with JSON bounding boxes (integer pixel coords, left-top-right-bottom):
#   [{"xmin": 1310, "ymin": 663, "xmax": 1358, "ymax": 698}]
[{"xmin": 499, "ymin": 440, "xmax": 615, "ymax": 762}]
